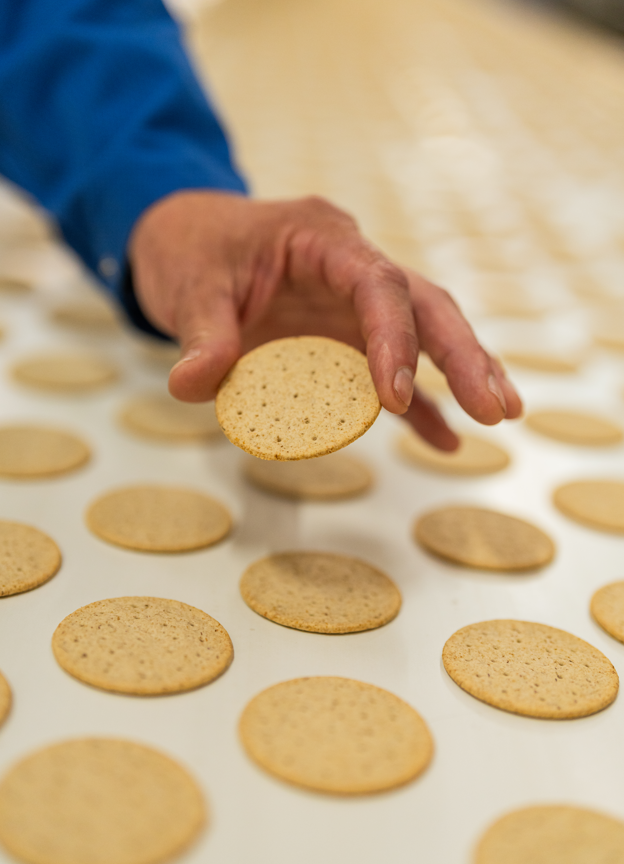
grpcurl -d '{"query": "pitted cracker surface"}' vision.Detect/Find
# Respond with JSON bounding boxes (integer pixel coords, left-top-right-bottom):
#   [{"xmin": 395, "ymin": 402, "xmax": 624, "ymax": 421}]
[
  {"xmin": 591, "ymin": 581, "xmax": 624, "ymax": 644},
  {"xmin": 240, "ymin": 552, "xmax": 401, "ymax": 633},
  {"xmin": 474, "ymin": 805, "xmax": 624, "ymax": 864},
  {"xmin": 554, "ymin": 480, "xmax": 624, "ymax": 532},
  {"xmin": 415, "ymin": 506, "xmax": 554, "ymax": 571},
  {"xmin": 239, "ymin": 677, "xmax": 433, "ymax": 794},
  {"xmin": 398, "ymin": 431, "xmax": 510, "ymax": 475},
  {"xmin": 120, "ymin": 394, "xmax": 221, "ymax": 442},
  {"xmin": 0, "ymin": 673, "xmax": 11, "ymax": 729},
  {"xmin": 526, "ymin": 410, "xmax": 622, "ymax": 446},
  {"xmin": 52, "ymin": 597, "xmax": 233, "ymax": 695},
  {"xmin": 0, "ymin": 425, "xmax": 90, "ymax": 479},
  {"xmin": 443, "ymin": 620, "xmax": 618, "ymax": 719},
  {"xmin": 216, "ymin": 336, "xmax": 380, "ymax": 460},
  {"xmin": 0, "ymin": 738, "xmax": 205, "ymax": 864},
  {"xmin": 243, "ymin": 450, "xmax": 372, "ymax": 499},
  {"xmin": 12, "ymin": 352, "xmax": 118, "ymax": 391},
  {"xmin": 86, "ymin": 485, "xmax": 231, "ymax": 552},
  {"xmin": 0, "ymin": 521, "xmax": 61, "ymax": 596}
]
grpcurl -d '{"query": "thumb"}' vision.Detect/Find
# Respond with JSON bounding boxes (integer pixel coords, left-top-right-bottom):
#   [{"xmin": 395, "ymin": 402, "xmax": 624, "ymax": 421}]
[{"xmin": 168, "ymin": 286, "xmax": 241, "ymax": 403}]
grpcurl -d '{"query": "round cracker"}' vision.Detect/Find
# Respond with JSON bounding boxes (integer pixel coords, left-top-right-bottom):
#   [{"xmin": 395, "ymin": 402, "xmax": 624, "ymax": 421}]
[
  {"xmin": 591, "ymin": 581, "xmax": 624, "ymax": 643},
  {"xmin": 526, "ymin": 410, "xmax": 622, "ymax": 446},
  {"xmin": 119, "ymin": 394, "xmax": 221, "ymax": 442},
  {"xmin": 398, "ymin": 431, "xmax": 510, "ymax": 475},
  {"xmin": 474, "ymin": 805, "xmax": 624, "ymax": 863},
  {"xmin": 0, "ymin": 672, "xmax": 11, "ymax": 729},
  {"xmin": 0, "ymin": 521, "xmax": 61, "ymax": 596},
  {"xmin": 86, "ymin": 485, "xmax": 232, "ymax": 552},
  {"xmin": 502, "ymin": 352, "xmax": 580, "ymax": 373},
  {"xmin": 52, "ymin": 597, "xmax": 233, "ymax": 695},
  {"xmin": 12, "ymin": 352, "xmax": 118, "ymax": 392},
  {"xmin": 240, "ymin": 552, "xmax": 401, "ymax": 633},
  {"xmin": 443, "ymin": 619, "xmax": 618, "ymax": 719},
  {"xmin": 0, "ymin": 738, "xmax": 205, "ymax": 864},
  {"xmin": 243, "ymin": 450, "xmax": 373, "ymax": 500},
  {"xmin": 215, "ymin": 336, "xmax": 381, "ymax": 460},
  {"xmin": 554, "ymin": 480, "xmax": 624, "ymax": 533},
  {"xmin": 415, "ymin": 355, "xmax": 450, "ymax": 396},
  {"xmin": 50, "ymin": 297, "xmax": 120, "ymax": 331},
  {"xmin": 239, "ymin": 677, "xmax": 433, "ymax": 794},
  {"xmin": 0, "ymin": 425, "xmax": 90, "ymax": 479},
  {"xmin": 0, "ymin": 278, "xmax": 31, "ymax": 294},
  {"xmin": 414, "ymin": 506, "xmax": 555, "ymax": 571}
]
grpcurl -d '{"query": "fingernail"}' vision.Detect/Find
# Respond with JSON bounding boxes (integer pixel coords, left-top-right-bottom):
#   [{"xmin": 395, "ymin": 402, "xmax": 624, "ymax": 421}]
[
  {"xmin": 488, "ymin": 374, "xmax": 507, "ymax": 415},
  {"xmin": 171, "ymin": 347, "xmax": 201, "ymax": 372},
  {"xmin": 394, "ymin": 366, "xmax": 415, "ymax": 408}
]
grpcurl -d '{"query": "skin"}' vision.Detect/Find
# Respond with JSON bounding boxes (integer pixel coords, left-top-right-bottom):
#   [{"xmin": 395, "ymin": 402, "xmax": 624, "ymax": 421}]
[{"xmin": 129, "ymin": 190, "xmax": 522, "ymax": 451}]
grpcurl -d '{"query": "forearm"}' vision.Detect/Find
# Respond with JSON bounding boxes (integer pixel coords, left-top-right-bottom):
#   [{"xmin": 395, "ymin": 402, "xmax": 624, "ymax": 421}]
[{"xmin": 0, "ymin": 0, "xmax": 246, "ymax": 319}]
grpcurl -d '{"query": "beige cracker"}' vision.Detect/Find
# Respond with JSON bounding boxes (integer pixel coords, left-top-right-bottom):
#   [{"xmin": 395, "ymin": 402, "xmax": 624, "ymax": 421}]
[
  {"xmin": 526, "ymin": 410, "xmax": 622, "ymax": 446},
  {"xmin": 86, "ymin": 484, "xmax": 231, "ymax": 552},
  {"xmin": 119, "ymin": 393, "xmax": 221, "ymax": 442},
  {"xmin": 0, "ymin": 738, "xmax": 205, "ymax": 864},
  {"xmin": 0, "ymin": 672, "xmax": 11, "ymax": 729},
  {"xmin": 443, "ymin": 619, "xmax": 618, "ymax": 719},
  {"xmin": 243, "ymin": 450, "xmax": 373, "ymax": 500},
  {"xmin": 50, "ymin": 297, "xmax": 120, "ymax": 331},
  {"xmin": 215, "ymin": 336, "xmax": 380, "ymax": 460},
  {"xmin": 239, "ymin": 676, "xmax": 433, "ymax": 794},
  {"xmin": 414, "ymin": 506, "xmax": 555, "ymax": 571},
  {"xmin": 52, "ymin": 596, "xmax": 233, "ymax": 695},
  {"xmin": 474, "ymin": 805, "xmax": 624, "ymax": 864},
  {"xmin": 397, "ymin": 431, "xmax": 510, "ymax": 475},
  {"xmin": 502, "ymin": 352, "xmax": 580, "ymax": 373},
  {"xmin": 554, "ymin": 480, "xmax": 624, "ymax": 533},
  {"xmin": 0, "ymin": 521, "xmax": 61, "ymax": 596},
  {"xmin": 0, "ymin": 425, "xmax": 90, "ymax": 479},
  {"xmin": 240, "ymin": 552, "xmax": 401, "ymax": 633},
  {"xmin": 591, "ymin": 581, "xmax": 624, "ymax": 644},
  {"xmin": 12, "ymin": 352, "xmax": 118, "ymax": 391}
]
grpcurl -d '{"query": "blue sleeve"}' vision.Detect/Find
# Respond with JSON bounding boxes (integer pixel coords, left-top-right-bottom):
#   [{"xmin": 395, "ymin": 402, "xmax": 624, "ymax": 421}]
[{"xmin": 0, "ymin": 0, "xmax": 247, "ymax": 335}]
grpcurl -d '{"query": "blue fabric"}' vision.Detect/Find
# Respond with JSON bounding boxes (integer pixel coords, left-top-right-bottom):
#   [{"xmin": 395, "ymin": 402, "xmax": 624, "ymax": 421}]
[{"xmin": 0, "ymin": 0, "xmax": 247, "ymax": 333}]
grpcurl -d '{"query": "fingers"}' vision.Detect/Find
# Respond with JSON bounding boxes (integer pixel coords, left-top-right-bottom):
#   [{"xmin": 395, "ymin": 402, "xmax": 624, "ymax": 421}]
[
  {"xmin": 403, "ymin": 386, "xmax": 460, "ymax": 451},
  {"xmin": 168, "ymin": 284, "xmax": 241, "ymax": 402},
  {"xmin": 289, "ymin": 209, "xmax": 419, "ymax": 416},
  {"xmin": 405, "ymin": 269, "xmax": 523, "ymax": 425}
]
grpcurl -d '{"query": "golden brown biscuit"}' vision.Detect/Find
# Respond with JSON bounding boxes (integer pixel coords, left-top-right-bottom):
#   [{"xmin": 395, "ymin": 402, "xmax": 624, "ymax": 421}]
[
  {"xmin": 243, "ymin": 450, "xmax": 373, "ymax": 499},
  {"xmin": 119, "ymin": 394, "xmax": 221, "ymax": 442},
  {"xmin": 398, "ymin": 431, "xmax": 510, "ymax": 475},
  {"xmin": 414, "ymin": 506, "xmax": 555, "ymax": 571},
  {"xmin": 474, "ymin": 805, "xmax": 624, "ymax": 863},
  {"xmin": 0, "ymin": 738, "xmax": 205, "ymax": 864},
  {"xmin": 50, "ymin": 297, "xmax": 120, "ymax": 331},
  {"xmin": 0, "ymin": 673, "xmax": 11, "ymax": 730},
  {"xmin": 239, "ymin": 677, "xmax": 433, "ymax": 794},
  {"xmin": 0, "ymin": 425, "xmax": 90, "ymax": 479},
  {"xmin": 591, "ymin": 581, "xmax": 624, "ymax": 644},
  {"xmin": 86, "ymin": 485, "xmax": 232, "ymax": 552},
  {"xmin": 52, "ymin": 597, "xmax": 233, "ymax": 695},
  {"xmin": 12, "ymin": 352, "xmax": 118, "ymax": 392},
  {"xmin": 0, "ymin": 521, "xmax": 61, "ymax": 596},
  {"xmin": 216, "ymin": 336, "xmax": 380, "ymax": 460},
  {"xmin": 503, "ymin": 352, "xmax": 580, "ymax": 373},
  {"xmin": 240, "ymin": 552, "xmax": 401, "ymax": 633},
  {"xmin": 554, "ymin": 480, "xmax": 624, "ymax": 533},
  {"xmin": 526, "ymin": 410, "xmax": 622, "ymax": 446},
  {"xmin": 443, "ymin": 620, "xmax": 618, "ymax": 719}
]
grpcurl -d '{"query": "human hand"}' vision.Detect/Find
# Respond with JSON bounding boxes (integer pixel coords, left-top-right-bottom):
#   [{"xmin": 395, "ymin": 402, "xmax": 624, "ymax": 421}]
[{"xmin": 129, "ymin": 190, "xmax": 522, "ymax": 451}]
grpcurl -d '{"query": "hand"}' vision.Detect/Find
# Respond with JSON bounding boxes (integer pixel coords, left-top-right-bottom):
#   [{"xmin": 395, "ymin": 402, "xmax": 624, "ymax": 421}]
[{"xmin": 129, "ymin": 190, "xmax": 522, "ymax": 450}]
